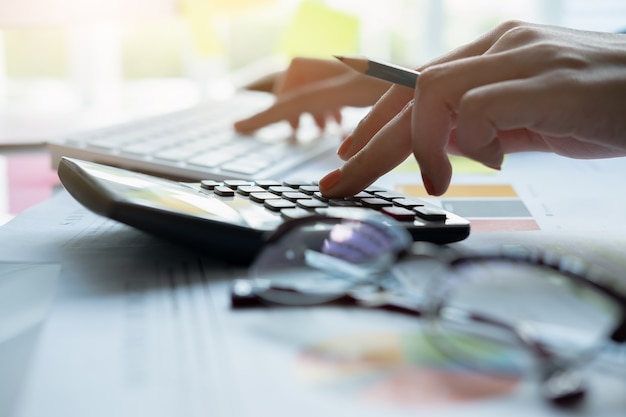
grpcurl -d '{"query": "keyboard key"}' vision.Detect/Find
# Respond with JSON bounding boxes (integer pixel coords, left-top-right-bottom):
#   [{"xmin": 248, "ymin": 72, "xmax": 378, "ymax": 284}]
[
  {"xmin": 222, "ymin": 161, "xmax": 267, "ymax": 175},
  {"xmin": 188, "ymin": 152, "xmax": 235, "ymax": 168}
]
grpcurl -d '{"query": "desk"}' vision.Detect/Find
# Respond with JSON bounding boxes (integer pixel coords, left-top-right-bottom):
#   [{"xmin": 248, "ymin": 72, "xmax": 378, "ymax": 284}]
[{"xmin": 1, "ymin": 148, "xmax": 626, "ymax": 417}]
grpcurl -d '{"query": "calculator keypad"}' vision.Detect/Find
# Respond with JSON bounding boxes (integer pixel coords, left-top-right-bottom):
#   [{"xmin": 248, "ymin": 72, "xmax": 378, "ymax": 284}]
[{"xmin": 197, "ymin": 179, "xmax": 452, "ymax": 225}]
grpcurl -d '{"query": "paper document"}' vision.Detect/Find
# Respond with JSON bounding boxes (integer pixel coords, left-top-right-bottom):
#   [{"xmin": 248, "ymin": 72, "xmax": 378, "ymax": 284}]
[{"xmin": 0, "ymin": 190, "xmax": 625, "ymax": 417}]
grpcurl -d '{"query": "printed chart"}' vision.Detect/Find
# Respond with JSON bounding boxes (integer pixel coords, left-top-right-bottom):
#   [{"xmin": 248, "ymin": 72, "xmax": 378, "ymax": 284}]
[
  {"xmin": 296, "ymin": 331, "xmax": 521, "ymax": 406},
  {"xmin": 392, "ymin": 156, "xmax": 539, "ymax": 232}
]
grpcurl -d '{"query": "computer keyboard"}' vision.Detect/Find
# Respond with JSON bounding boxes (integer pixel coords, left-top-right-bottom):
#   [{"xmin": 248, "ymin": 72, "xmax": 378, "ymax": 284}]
[{"xmin": 47, "ymin": 92, "xmax": 343, "ymax": 181}]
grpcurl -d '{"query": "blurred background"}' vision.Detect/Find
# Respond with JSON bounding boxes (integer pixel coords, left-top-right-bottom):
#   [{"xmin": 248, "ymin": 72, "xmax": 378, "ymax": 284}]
[{"xmin": 0, "ymin": 0, "xmax": 625, "ymax": 142}]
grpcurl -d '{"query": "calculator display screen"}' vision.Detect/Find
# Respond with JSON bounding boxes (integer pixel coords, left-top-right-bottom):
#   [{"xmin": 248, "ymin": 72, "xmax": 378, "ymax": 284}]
[{"xmin": 79, "ymin": 161, "xmax": 281, "ymax": 229}]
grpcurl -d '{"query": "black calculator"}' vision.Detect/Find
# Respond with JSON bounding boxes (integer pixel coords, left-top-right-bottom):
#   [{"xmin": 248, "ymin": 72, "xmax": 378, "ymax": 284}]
[{"xmin": 58, "ymin": 157, "xmax": 470, "ymax": 264}]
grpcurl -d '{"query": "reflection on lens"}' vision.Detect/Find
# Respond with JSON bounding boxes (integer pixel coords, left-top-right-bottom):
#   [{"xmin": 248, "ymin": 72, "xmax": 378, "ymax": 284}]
[
  {"xmin": 426, "ymin": 328, "xmax": 528, "ymax": 379},
  {"xmin": 249, "ymin": 211, "xmax": 412, "ymax": 306},
  {"xmin": 427, "ymin": 259, "xmax": 621, "ymax": 376},
  {"xmin": 322, "ymin": 221, "xmax": 399, "ymax": 263}
]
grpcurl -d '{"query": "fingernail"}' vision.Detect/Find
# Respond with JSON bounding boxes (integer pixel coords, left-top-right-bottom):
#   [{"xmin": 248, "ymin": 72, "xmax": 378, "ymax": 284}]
[
  {"xmin": 482, "ymin": 153, "xmax": 504, "ymax": 171},
  {"xmin": 233, "ymin": 119, "xmax": 250, "ymax": 133},
  {"xmin": 421, "ymin": 172, "xmax": 437, "ymax": 196},
  {"xmin": 484, "ymin": 158, "xmax": 503, "ymax": 171},
  {"xmin": 336, "ymin": 135, "xmax": 353, "ymax": 160},
  {"xmin": 319, "ymin": 168, "xmax": 342, "ymax": 192}
]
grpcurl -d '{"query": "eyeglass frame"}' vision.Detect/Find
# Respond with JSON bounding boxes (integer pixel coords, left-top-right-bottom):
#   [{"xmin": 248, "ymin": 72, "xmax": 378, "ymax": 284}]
[{"xmin": 230, "ymin": 212, "xmax": 626, "ymax": 407}]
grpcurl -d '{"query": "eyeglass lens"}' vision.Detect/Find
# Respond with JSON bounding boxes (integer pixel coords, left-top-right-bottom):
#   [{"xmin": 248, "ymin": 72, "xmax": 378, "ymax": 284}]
[
  {"xmin": 249, "ymin": 214, "xmax": 410, "ymax": 306},
  {"xmin": 425, "ymin": 259, "xmax": 622, "ymax": 397}
]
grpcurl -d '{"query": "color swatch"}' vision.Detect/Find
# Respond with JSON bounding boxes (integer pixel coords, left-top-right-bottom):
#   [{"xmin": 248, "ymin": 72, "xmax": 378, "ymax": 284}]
[{"xmin": 396, "ymin": 184, "xmax": 540, "ymax": 232}]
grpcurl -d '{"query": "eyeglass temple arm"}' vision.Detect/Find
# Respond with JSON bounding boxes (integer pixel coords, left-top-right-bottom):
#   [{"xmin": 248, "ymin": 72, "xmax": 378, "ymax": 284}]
[
  {"xmin": 229, "ymin": 279, "xmax": 424, "ymax": 318},
  {"xmin": 610, "ymin": 313, "xmax": 626, "ymax": 343}
]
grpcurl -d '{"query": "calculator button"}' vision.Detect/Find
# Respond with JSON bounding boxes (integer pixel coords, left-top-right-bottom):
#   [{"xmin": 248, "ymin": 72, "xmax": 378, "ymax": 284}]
[
  {"xmin": 381, "ymin": 206, "xmax": 416, "ymax": 222},
  {"xmin": 414, "ymin": 206, "xmax": 447, "ymax": 221},
  {"xmin": 214, "ymin": 186, "xmax": 235, "ymax": 197},
  {"xmin": 374, "ymin": 191, "xmax": 406, "ymax": 200},
  {"xmin": 282, "ymin": 192, "xmax": 311, "ymax": 202},
  {"xmin": 350, "ymin": 191, "xmax": 374, "ymax": 199},
  {"xmin": 264, "ymin": 199, "xmax": 297, "ymax": 211},
  {"xmin": 224, "ymin": 180, "xmax": 254, "ymax": 189},
  {"xmin": 360, "ymin": 198, "xmax": 393, "ymax": 209},
  {"xmin": 298, "ymin": 185, "xmax": 319, "ymax": 195},
  {"xmin": 200, "ymin": 180, "xmax": 221, "ymax": 190},
  {"xmin": 314, "ymin": 208, "xmax": 329, "ymax": 216},
  {"xmin": 296, "ymin": 199, "xmax": 328, "ymax": 209},
  {"xmin": 255, "ymin": 180, "xmax": 282, "ymax": 189},
  {"xmin": 237, "ymin": 185, "xmax": 266, "ymax": 196},
  {"xmin": 249, "ymin": 192, "xmax": 281, "ymax": 203},
  {"xmin": 393, "ymin": 198, "xmax": 425, "ymax": 209},
  {"xmin": 283, "ymin": 180, "xmax": 309, "ymax": 188},
  {"xmin": 313, "ymin": 192, "xmax": 329, "ymax": 202},
  {"xmin": 329, "ymin": 199, "xmax": 360, "ymax": 207},
  {"xmin": 268, "ymin": 186, "xmax": 295, "ymax": 195},
  {"xmin": 364, "ymin": 186, "xmax": 386, "ymax": 193},
  {"xmin": 281, "ymin": 208, "xmax": 314, "ymax": 220}
]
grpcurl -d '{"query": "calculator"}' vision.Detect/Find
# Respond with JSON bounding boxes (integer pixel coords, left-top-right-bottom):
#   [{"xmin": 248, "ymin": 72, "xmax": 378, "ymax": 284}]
[{"xmin": 58, "ymin": 157, "xmax": 471, "ymax": 264}]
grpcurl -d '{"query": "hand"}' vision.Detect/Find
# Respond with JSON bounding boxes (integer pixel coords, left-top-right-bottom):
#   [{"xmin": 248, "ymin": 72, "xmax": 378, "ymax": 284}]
[
  {"xmin": 233, "ymin": 57, "xmax": 391, "ymax": 133},
  {"xmin": 319, "ymin": 21, "xmax": 626, "ymax": 197}
]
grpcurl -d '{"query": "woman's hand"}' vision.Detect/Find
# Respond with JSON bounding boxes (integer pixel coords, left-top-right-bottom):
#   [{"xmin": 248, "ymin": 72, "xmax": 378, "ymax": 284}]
[
  {"xmin": 319, "ymin": 21, "xmax": 626, "ymax": 197},
  {"xmin": 233, "ymin": 57, "xmax": 391, "ymax": 133}
]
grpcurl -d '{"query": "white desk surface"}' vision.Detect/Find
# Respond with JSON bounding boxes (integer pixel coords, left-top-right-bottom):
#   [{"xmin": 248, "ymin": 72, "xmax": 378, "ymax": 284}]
[{"xmin": 1, "ymin": 141, "xmax": 626, "ymax": 416}]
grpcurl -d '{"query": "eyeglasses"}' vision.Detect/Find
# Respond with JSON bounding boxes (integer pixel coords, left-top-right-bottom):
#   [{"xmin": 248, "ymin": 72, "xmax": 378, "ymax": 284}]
[{"xmin": 229, "ymin": 208, "xmax": 626, "ymax": 407}]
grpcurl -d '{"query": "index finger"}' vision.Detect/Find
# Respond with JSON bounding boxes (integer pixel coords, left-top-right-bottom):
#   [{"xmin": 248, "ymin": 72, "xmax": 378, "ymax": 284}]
[
  {"xmin": 234, "ymin": 74, "xmax": 386, "ymax": 133},
  {"xmin": 319, "ymin": 102, "xmax": 414, "ymax": 197},
  {"xmin": 341, "ymin": 20, "xmax": 531, "ymax": 160}
]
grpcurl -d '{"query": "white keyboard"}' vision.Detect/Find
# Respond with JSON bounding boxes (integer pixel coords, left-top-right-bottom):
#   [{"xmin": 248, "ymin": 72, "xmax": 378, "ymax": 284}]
[{"xmin": 47, "ymin": 92, "xmax": 343, "ymax": 181}]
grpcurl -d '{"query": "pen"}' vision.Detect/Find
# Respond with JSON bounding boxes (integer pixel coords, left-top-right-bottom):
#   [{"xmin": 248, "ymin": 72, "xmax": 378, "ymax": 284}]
[{"xmin": 334, "ymin": 55, "xmax": 420, "ymax": 89}]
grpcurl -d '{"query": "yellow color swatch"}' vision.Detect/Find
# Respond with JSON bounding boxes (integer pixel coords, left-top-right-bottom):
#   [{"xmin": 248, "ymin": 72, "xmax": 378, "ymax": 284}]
[
  {"xmin": 180, "ymin": 0, "xmax": 223, "ymax": 56},
  {"xmin": 278, "ymin": 1, "xmax": 359, "ymax": 58},
  {"xmin": 206, "ymin": 0, "xmax": 275, "ymax": 14},
  {"xmin": 179, "ymin": 0, "xmax": 275, "ymax": 56},
  {"xmin": 395, "ymin": 155, "xmax": 500, "ymax": 175},
  {"xmin": 396, "ymin": 184, "xmax": 518, "ymax": 198}
]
